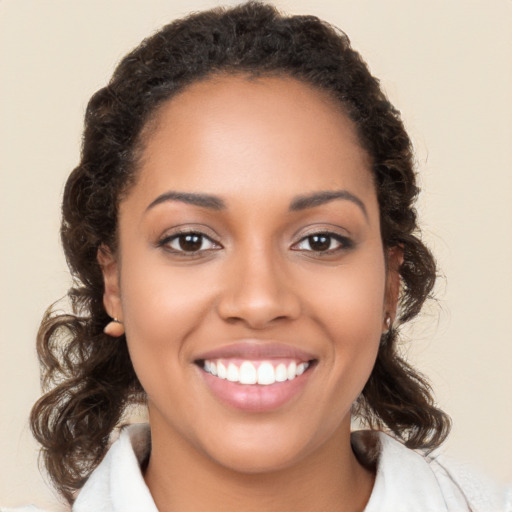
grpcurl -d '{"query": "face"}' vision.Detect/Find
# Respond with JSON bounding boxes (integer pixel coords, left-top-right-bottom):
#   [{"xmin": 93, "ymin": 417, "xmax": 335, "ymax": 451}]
[{"xmin": 101, "ymin": 75, "xmax": 399, "ymax": 473}]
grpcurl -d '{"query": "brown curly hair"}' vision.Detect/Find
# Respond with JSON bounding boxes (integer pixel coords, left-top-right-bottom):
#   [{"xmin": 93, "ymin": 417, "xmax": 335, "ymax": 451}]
[{"xmin": 30, "ymin": 1, "xmax": 450, "ymax": 504}]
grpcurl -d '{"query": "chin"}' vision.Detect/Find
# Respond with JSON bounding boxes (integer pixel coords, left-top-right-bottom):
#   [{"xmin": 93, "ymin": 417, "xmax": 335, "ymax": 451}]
[
  {"xmin": 209, "ymin": 442, "xmax": 307, "ymax": 475},
  {"xmin": 197, "ymin": 418, "xmax": 337, "ymax": 476}
]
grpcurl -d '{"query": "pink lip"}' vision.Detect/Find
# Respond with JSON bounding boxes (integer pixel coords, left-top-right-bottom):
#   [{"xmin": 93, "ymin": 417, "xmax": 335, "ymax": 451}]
[
  {"xmin": 200, "ymin": 368, "xmax": 313, "ymax": 412},
  {"xmin": 194, "ymin": 341, "xmax": 316, "ymax": 363},
  {"xmin": 194, "ymin": 341, "xmax": 317, "ymax": 413}
]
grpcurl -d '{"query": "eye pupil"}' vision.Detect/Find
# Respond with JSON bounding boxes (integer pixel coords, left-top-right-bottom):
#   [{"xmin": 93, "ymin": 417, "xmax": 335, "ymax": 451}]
[
  {"xmin": 179, "ymin": 234, "xmax": 202, "ymax": 251},
  {"xmin": 309, "ymin": 234, "xmax": 331, "ymax": 251}
]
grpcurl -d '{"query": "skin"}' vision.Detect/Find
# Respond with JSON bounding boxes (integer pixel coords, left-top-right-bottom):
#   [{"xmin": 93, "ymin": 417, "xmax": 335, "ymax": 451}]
[{"xmin": 100, "ymin": 75, "xmax": 401, "ymax": 512}]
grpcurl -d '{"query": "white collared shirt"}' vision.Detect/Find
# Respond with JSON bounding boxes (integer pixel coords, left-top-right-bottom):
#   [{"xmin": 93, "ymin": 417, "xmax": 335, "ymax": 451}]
[{"xmin": 4, "ymin": 423, "xmax": 511, "ymax": 512}]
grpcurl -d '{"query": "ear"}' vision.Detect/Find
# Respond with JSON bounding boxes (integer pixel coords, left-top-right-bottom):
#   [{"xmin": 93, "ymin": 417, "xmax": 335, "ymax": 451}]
[
  {"xmin": 384, "ymin": 245, "xmax": 404, "ymax": 324},
  {"xmin": 97, "ymin": 244, "xmax": 122, "ymax": 321}
]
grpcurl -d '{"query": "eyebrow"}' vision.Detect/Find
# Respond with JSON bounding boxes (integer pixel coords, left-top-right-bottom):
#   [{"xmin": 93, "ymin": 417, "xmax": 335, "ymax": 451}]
[
  {"xmin": 146, "ymin": 191, "xmax": 226, "ymax": 212},
  {"xmin": 145, "ymin": 188, "xmax": 367, "ymax": 219},
  {"xmin": 289, "ymin": 190, "xmax": 368, "ymax": 219}
]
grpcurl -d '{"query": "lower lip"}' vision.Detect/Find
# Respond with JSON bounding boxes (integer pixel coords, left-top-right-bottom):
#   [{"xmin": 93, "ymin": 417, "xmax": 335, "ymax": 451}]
[{"xmin": 200, "ymin": 367, "xmax": 313, "ymax": 412}]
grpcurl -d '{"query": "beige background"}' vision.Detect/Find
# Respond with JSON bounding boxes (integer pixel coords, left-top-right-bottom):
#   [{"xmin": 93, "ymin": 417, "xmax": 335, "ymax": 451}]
[{"xmin": 1, "ymin": 0, "xmax": 511, "ymax": 509}]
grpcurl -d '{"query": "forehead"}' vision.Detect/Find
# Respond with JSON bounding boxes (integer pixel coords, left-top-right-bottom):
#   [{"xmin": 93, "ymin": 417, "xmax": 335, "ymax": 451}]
[{"xmin": 132, "ymin": 74, "xmax": 375, "ymax": 209}]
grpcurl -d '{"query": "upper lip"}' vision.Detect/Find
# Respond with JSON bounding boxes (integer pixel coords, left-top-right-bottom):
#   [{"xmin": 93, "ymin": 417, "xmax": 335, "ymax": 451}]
[{"xmin": 194, "ymin": 340, "xmax": 317, "ymax": 363}]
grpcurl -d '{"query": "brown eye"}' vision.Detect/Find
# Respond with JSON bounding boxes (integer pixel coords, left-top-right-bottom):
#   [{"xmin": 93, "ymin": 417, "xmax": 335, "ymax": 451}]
[
  {"xmin": 307, "ymin": 234, "xmax": 331, "ymax": 251},
  {"xmin": 293, "ymin": 232, "xmax": 352, "ymax": 253},
  {"xmin": 163, "ymin": 232, "xmax": 220, "ymax": 253},
  {"xmin": 178, "ymin": 233, "xmax": 203, "ymax": 251}
]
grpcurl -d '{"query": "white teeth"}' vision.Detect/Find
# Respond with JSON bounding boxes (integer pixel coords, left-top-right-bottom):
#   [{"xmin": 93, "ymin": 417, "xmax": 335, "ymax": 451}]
[
  {"xmin": 257, "ymin": 362, "xmax": 275, "ymax": 385},
  {"xmin": 202, "ymin": 359, "xmax": 310, "ymax": 385},
  {"xmin": 217, "ymin": 361, "xmax": 227, "ymax": 379},
  {"xmin": 296, "ymin": 362, "xmax": 306, "ymax": 376},
  {"xmin": 275, "ymin": 363, "xmax": 288, "ymax": 382},
  {"xmin": 287, "ymin": 361, "xmax": 297, "ymax": 380},
  {"xmin": 239, "ymin": 361, "xmax": 257, "ymax": 384},
  {"xmin": 226, "ymin": 363, "xmax": 239, "ymax": 382}
]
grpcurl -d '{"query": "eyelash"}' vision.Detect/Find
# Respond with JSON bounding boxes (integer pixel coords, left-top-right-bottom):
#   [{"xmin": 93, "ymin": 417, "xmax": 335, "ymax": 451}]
[
  {"xmin": 291, "ymin": 232, "xmax": 354, "ymax": 255},
  {"xmin": 157, "ymin": 230, "xmax": 222, "ymax": 256},
  {"xmin": 157, "ymin": 229, "xmax": 353, "ymax": 258}
]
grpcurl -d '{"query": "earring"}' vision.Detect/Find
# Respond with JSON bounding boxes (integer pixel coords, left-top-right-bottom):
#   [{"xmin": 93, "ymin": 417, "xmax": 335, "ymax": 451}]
[
  {"xmin": 383, "ymin": 314, "xmax": 392, "ymax": 334},
  {"xmin": 104, "ymin": 318, "xmax": 125, "ymax": 337}
]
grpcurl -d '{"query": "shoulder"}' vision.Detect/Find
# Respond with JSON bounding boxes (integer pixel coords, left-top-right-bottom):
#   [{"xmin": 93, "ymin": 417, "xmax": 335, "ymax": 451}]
[
  {"xmin": 72, "ymin": 423, "xmax": 157, "ymax": 512},
  {"xmin": 1, "ymin": 507, "xmax": 53, "ymax": 512},
  {"xmin": 428, "ymin": 451, "xmax": 512, "ymax": 512},
  {"xmin": 351, "ymin": 430, "xmax": 511, "ymax": 512},
  {"xmin": 1, "ymin": 425, "xmax": 153, "ymax": 512}
]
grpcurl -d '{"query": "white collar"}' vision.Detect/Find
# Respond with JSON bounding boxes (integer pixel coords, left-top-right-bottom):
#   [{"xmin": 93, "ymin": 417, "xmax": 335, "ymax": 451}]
[
  {"xmin": 73, "ymin": 424, "xmax": 156, "ymax": 512},
  {"xmin": 352, "ymin": 430, "xmax": 455, "ymax": 512},
  {"xmin": 72, "ymin": 423, "xmax": 481, "ymax": 512}
]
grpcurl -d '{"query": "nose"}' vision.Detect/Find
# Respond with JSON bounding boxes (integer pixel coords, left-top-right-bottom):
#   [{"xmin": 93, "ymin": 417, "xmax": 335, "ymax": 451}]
[{"xmin": 216, "ymin": 247, "xmax": 301, "ymax": 329}]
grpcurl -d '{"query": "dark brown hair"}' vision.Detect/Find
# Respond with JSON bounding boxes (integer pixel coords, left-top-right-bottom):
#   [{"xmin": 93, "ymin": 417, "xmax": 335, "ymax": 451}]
[{"xmin": 30, "ymin": 1, "xmax": 450, "ymax": 503}]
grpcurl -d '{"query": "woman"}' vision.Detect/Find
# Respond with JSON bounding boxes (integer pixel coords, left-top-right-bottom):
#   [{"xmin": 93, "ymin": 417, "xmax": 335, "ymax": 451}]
[{"xmin": 5, "ymin": 2, "xmax": 509, "ymax": 511}]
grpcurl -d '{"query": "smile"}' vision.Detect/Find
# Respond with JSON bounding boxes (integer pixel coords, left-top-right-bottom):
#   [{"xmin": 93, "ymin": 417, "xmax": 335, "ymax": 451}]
[
  {"xmin": 201, "ymin": 359, "xmax": 310, "ymax": 385},
  {"xmin": 194, "ymin": 343, "xmax": 316, "ymax": 411}
]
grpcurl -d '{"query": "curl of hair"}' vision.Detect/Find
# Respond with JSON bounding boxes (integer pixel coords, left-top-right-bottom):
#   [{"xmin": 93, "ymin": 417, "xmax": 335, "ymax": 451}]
[{"xmin": 30, "ymin": 1, "xmax": 450, "ymax": 503}]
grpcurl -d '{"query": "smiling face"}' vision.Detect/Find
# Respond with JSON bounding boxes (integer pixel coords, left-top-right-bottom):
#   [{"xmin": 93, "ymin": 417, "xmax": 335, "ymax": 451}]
[{"xmin": 101, "ymin": 75, "xmax": 397, "ymax": 475}]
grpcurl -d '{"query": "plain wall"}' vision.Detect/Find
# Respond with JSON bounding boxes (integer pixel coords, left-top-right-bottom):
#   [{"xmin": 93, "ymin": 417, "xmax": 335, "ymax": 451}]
[{"xmin": 1, "ymin": 0, "xmax": 511, "ymax": 509}]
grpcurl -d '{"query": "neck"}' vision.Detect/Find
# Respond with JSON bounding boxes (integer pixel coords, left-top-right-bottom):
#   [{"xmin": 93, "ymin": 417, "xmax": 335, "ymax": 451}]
[{"xmin": 144, "ymin": 417, "xmax": 375, "ymax": 512}]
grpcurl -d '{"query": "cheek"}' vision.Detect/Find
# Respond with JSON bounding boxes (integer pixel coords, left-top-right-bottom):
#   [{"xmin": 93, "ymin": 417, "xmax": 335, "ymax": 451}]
[
  {"xmin": 307, "ymin": 252, "xmax": 386, "ymax": 332},
  {"xmin": 121, "ymin": 243, "xmax": 219, "ymax": 325},
  {"xmin": 305, "ymin": 252, "xmax": 386, "ymax": 385},
  {"xmin": 117, "ymin": 251, "xmax": 219, "ymax": 388}
]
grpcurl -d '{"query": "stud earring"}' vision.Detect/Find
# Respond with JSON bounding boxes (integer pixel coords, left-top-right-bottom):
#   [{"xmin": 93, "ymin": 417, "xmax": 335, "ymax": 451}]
[
  {"xmin": 104, "ymin": 318, "xmax": 125, "ymax": 337},
  {"xmin": 383, "ymin": 314, "xmax": 392, "ymax": 334}
]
